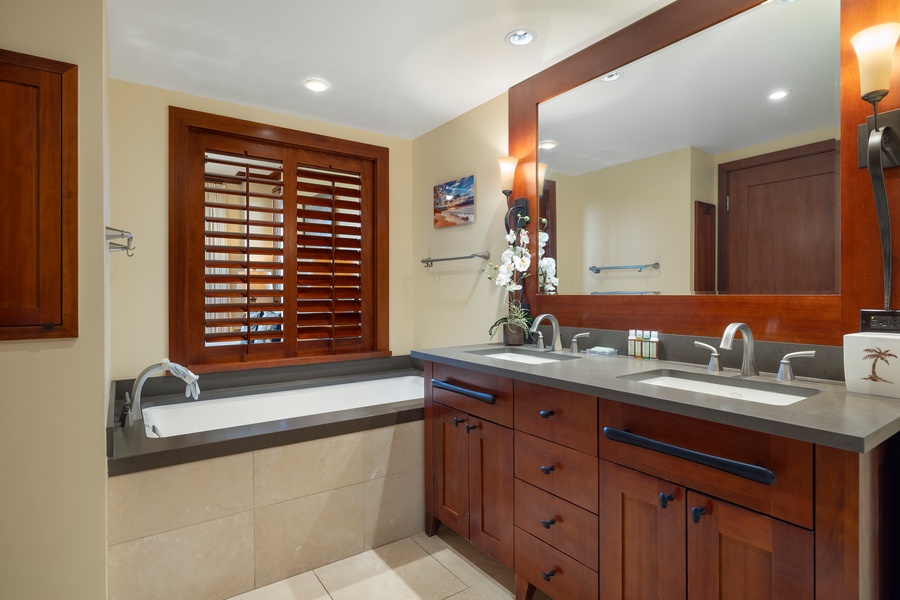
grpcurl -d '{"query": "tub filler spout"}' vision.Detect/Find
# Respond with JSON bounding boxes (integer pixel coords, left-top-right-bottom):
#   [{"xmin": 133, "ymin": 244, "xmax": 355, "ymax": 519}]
[{"xmin": 122, "ymin": 359, "xmax": 200, "ymax": 427}]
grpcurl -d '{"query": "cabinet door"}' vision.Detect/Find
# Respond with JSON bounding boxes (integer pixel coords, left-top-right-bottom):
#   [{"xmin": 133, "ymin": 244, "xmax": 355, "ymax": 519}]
[
  {"xmin": 687, "ymin": 492, "xmax": 813, "ymax": 600},
  {"xmin": 469, "ymin": 417, "xmax": 514, "ymax": 569},
  {"xmin": 433, "ymin": 403, "xmax": 469, "ymax": 537},
  {"xmin": 600, "ymin": 461, "xmax": 686, "ymax": 600}
]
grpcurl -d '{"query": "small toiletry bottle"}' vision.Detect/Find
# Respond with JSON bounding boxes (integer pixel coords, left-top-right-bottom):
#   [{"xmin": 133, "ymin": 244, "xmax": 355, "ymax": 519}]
[
  {"xmin": 627, "ymin": 329, "xmax": 636, "ymax": 356},
  {"xmin": 635, "ymin": 330, "xmax": 644, "ymax": 358},
  {"xmin": 642, "ymin": 330, "xmax": 651, "ymax": 359},
  {"xmin": 649, "ymin": 331, "xmax": 659, "ymax": 360}
]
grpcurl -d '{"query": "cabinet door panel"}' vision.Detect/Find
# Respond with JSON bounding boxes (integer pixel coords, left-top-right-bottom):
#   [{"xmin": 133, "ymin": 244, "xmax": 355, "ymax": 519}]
[
  {"xmin": 468, "ymin": 417, "xmax": 514, "ymax": 569},
  {"xmin": 433, "ymin": 403, "xmax": 469, "ymax": 537},
  {"xmin": 599, "ymin": 461, "xmax": 686, "ymax": 600},
  {"xmin": 687, "ymin": 492, "xmax": 813, "ymax": 600}
]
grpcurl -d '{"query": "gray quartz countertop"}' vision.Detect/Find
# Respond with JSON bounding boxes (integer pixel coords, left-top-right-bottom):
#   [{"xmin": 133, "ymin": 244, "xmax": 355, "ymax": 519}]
[{"xmin": 411, "ymin": 343, "xmax": 900, "ymax": 454}]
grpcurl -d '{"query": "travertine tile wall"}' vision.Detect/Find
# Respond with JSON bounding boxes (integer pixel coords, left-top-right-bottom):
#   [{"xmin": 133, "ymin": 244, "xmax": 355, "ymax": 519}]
[{"xmin": 107, "ymin": 421, "xmax": 425, "ymax": 600}]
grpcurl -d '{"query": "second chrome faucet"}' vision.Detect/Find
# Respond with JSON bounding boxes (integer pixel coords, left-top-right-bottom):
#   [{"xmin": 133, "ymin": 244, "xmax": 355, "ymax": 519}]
[{"xmin": 720, "ymin": 322, "xmax": 758, "ymax": 377}]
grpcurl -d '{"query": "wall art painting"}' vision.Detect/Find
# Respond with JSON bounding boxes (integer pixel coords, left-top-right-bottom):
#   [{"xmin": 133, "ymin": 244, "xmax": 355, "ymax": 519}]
[{"xmin": 433, "ymin": 175, "xmax": 475, "ymax": 228}]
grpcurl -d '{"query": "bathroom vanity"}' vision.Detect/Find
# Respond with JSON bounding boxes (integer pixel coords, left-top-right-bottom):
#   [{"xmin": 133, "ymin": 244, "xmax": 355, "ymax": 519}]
[{"xmin": 413, "ymin": 345, "xmax": 900, "ymax": 600}]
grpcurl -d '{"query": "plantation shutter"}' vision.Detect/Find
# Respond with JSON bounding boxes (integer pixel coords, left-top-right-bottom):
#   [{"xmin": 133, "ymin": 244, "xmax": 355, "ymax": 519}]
[
  {"xmin": 203, "ymin": 151, "xmax": 287, "ymax": 348},
  {"xmin": 295, "ymin": 164, "xmax": 366, "ymax": 354},
  {"xmin": 169, "ymin": 107, "xmax": 388, "ymax": 371}
]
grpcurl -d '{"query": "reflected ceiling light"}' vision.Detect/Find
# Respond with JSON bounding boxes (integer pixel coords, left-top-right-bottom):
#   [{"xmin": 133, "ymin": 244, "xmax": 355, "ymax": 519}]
[
  {"xmin": 599, "ymin": 70, "xmax": 621, "ymax": 82},
  {"xmin": 506, "ymin": 29, "xmax": 535, "ymax": 46},
  {"xmin": 539, "ymin": 140, "xmax": 558, "ymax": 150},
  {"xmin": 851, "ymin": 22, "xmax": 900, "ymax": 314},
  {"xmin": 304, "ymin": 78, "xmax": 329, "ymax": 92},
  {"xmin": 767, "ymin": 89, "xmax": 791, "ymax": 100}
]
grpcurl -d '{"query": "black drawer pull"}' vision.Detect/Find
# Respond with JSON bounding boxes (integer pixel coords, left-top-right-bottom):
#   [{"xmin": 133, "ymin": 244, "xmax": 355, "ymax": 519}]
[
  {"xmin": 431, "ymin": 379, "xmax": 496, "ymax": 405},
  {"xmin": 540, "ymin": 464, "xmax": 555, "ymax": 475},
  {"xmin": 691, "ymin": 506, "xmax": 707, "ymax": 523},
  {"xmin": 465, "ymin": 423, "xmax": 477, "ymax": 433},
  {"xmin": 659, "ymin": 492, "xmax": 675, "ymax": 509},
  {"xmin": 453, "ymin": 416, "xmax": 465, "ymax": 428},
  {"xmin": 602, "ymin": 427, "xmax": 776, "ymax": 486},
  {"xmin": 541, "ymin": 569, "xmax": 556, "ymax": 582},
  {"xmin": 539, "ymin": 409, "xmax": 555, "ymax": 419},
  {"xmin": 540, "ymin": 518, "xmax": 556, "ymax": 529}
]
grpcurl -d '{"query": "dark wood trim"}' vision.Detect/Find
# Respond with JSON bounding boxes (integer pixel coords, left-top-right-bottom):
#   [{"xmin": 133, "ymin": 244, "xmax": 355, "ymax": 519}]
[{"xmin": 507, "ymin": 0, "xmax": 895, "ymax": 345}]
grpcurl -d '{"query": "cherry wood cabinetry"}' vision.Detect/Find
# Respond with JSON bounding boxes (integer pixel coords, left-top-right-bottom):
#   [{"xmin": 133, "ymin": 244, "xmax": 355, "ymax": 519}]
[
  {"xmin": 423, "ymin": 362, "xmax": 898, "ymax": 599},
  {"xmin": 426, "ymin": 363, "xmax": 515, "ymax": 569},
  {"xmin": 600, "ymin": 462, "xmax": 814, "ymax": 600},
  {"xmin": 0, "ymin": 49, "xmax": 77, "ymax": 340}
]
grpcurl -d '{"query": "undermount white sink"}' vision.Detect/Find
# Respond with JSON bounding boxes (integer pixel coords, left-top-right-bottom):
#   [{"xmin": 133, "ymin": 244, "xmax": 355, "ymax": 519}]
[
  {"xmin": 466, "ymin": 347, "xmax": 581, "ymax": 365},
  {"xmin": 620, "ymin": 369, "xmax": 820, "ymax": 406}
]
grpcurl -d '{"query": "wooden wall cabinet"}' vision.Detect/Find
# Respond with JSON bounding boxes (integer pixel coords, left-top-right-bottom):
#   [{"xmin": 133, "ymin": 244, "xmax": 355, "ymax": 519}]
[{"xmin": 0, "ymin": 49, "xmax": 77, "ymax": 340}]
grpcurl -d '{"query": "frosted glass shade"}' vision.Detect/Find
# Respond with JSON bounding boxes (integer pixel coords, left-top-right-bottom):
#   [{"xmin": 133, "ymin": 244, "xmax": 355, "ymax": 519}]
[
  {"xmin": 498, "ymin": 156, "xmax": 518, "ymax": 192},
  {"xmin": 851, "ymin": 23, "xmax": 900, "ymax": 102}
]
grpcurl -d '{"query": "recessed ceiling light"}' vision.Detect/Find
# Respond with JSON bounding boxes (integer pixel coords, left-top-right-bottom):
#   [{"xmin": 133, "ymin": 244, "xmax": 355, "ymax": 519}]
[
  {"xmin": 304, "ymin": 78, "xmax": 329, "ymax": 92},
  {"xmin": 599, "ymin": 70, "xmax": 622, "ymax": 82},
  {"xmin": 539, "ymin": 140, "xmax": 558, "ymax": 150},
  {"xmin": 506, "ymin": 29, "xmax": 535, "ymax": 46},
  {"xmin": 767, "ymin": 89, "xmax": 791, "ymax": 100}
]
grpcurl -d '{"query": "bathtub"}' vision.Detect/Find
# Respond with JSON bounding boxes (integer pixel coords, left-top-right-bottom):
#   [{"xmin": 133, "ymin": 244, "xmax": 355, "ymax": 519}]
[{"xmin": 142, "ymin": 375, "xmax": 425, "ymax": 438}]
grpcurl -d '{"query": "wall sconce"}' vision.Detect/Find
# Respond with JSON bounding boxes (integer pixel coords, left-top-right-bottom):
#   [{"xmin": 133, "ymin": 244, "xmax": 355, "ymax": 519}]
[
  {"xmin": 852, "ymin": 23, "xmax": 900, "ymax": 313},
  {"xmin": 498, "ymin": 156, "xmax": 529, "ymax": 233}
]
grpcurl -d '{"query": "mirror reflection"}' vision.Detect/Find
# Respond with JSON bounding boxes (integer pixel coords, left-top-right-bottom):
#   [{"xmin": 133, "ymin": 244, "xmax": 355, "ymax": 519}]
[{"xmin": 538, "ymin": 0, "xmax": 839, "ymax": 295}]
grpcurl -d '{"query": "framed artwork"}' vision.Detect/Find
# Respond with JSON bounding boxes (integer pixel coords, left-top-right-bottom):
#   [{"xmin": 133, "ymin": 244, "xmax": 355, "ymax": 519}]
[{"xmin": 433, "ymin": 174, "xmax": 475, "ymax": 228}]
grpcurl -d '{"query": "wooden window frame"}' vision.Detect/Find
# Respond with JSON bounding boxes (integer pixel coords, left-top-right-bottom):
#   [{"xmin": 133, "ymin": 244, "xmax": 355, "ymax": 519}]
[
  {"xmin": 168, "ymin": 107, "xmax": 390, "ymax": 372},
  {"xmin": 0, "ymin": 49, "xmax": 78, "ymax": 340}
]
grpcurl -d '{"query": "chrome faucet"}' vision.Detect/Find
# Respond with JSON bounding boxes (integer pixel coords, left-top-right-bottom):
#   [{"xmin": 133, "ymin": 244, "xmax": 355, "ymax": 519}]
[
  {"xmin": 530, "ymin": 313, "xmax": 562, "ymax": 352},
  {"xmin": 719, "ymin": 323, "xmax": 758, "ymax": 377},
  {"xmin": 122, "ymin": 358, "xmax": 200, "ymax": 426}
]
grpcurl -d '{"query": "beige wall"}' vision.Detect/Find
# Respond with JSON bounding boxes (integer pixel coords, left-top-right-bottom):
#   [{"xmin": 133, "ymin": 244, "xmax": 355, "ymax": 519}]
[
  {"xmin": 552, "ymin": 148, "xmax": 696, "ymax": 295},
  {"xmin": 0, "ymin": 0, "xmax": 109, "ymax": 598},
  {"xmin": 108, "ymin": 80, "xmax": 415, "ymax": 380},
  {"xmin": 411, "ymin": 94, "xmax": 512, "ymax": 348}
]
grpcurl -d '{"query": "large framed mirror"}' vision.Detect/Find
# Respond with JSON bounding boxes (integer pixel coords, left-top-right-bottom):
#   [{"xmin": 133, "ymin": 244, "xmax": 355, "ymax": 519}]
[
  {"xmin": 509, "ymin": 0, "xmax": 846, "ymax": 345},
  {"xmin": 538, "ymin": 0, "xmax": 839, "ymax": 296}
]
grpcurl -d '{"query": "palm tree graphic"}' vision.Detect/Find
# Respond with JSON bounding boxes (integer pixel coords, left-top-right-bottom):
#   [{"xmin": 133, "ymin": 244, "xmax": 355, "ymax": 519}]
[{"xmin": 862, "ymin": 347, "xmax": 896, "ymax": 384}]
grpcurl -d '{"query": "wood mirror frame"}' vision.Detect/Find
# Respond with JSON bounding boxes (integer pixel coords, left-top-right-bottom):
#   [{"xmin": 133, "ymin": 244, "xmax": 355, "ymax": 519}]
[{"xmin": 509, "ymin": 0, "xmax": 895, "ymax": 346}]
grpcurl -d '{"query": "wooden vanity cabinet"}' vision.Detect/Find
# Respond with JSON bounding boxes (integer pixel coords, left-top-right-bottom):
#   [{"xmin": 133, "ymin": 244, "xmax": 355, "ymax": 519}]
[{"xmin": 425, "ymin": 363, "xmax": 515, "ymax": 569}]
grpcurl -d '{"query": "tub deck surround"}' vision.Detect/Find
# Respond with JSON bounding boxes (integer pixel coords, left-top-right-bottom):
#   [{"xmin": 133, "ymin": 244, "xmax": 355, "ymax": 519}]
[
  {"xmin": 411, "ymin": 344, "xmax": 900, "ymax": 453},
  {"xmin": 107, "ymin": 359, "xmax": 424, "ymax": 475}
]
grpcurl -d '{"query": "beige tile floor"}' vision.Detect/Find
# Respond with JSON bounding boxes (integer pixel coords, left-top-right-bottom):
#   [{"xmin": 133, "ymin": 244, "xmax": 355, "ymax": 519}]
[{"xmin": 229, "ymin": 528, "xmax": 552, "ymax": 600}]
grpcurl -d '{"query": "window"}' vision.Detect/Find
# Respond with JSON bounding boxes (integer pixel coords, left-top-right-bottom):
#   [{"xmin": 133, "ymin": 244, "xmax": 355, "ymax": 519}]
[{"xmin": 169, "ymin": 108, "xmax": 389, "ymax": 371}]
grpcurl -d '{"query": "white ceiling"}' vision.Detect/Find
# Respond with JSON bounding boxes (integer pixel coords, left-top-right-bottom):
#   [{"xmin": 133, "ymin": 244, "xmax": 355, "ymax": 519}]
[{"xmin": 107, "ymin": 0, "xmax": 676, "ymax": 140}]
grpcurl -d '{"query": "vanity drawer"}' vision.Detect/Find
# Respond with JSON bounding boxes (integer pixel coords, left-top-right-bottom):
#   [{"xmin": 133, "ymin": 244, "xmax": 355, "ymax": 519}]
[
  {"xmin": 599, "ymin": 399, "xmax": 813, "ymax": 528},
  {"xmin": 515, "ymin": 431, "xmax": 598, "ymax": 513},
  {"xmin": 514, "ymin": 381, "xmax": 598, "ymax": 455},
  {"xmin": 515, "ymin": 528, "xmax": 598, "ymax": 600},
  {"xmin": 430, "ymin": 363, "xmax": 513, "ymax": 427},
  {"xmin": 514, "ymin": 479, "xmax": 598, "ymax": 569}
]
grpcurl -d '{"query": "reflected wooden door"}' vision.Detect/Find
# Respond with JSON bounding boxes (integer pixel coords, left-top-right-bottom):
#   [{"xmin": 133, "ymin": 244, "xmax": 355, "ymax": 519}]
[{"xmin": 718, "ymin": 141, "xmax": 838, "ymax": 294}]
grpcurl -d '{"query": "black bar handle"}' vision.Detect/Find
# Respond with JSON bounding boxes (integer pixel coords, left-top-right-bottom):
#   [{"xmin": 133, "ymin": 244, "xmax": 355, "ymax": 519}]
[
  {"xmin": 431, "ymin": 379, "xmax": 496, "ymax": 405},
  {"xmin": 602, "ymin": 427, "xmax": 776, "ymax": 486}
]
